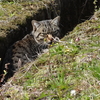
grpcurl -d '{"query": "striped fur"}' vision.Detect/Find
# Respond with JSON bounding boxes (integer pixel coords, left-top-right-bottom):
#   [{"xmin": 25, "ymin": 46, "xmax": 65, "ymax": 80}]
[{"xmin": 2, "ymin": 16, "xmax": 60, "ymax": 82}]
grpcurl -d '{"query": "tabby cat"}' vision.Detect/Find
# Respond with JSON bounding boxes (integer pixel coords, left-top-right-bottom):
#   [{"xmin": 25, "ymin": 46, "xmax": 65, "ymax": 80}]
[{"xmin": 1, "ymin": 16, "xmax": 60, "ymax": 83}]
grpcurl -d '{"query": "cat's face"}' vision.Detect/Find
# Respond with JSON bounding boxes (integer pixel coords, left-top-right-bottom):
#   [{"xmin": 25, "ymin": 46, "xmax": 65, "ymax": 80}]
[{"xmin": 31, "ymin": 16, "xmax": 60, "ymax": 44}]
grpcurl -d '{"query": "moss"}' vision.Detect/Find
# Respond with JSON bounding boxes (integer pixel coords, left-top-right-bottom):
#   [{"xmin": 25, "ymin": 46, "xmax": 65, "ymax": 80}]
[{"xmin": 0, "ymin": 0, "xmax": 53, "ymax": 37}]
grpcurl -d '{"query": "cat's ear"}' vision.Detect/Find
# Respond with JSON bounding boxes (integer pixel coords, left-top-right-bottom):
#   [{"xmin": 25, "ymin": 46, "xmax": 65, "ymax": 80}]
[
  {"xmin": 31, "ymin": 20, "xmax": 40, "ymax": 32},
  {"xmin": 51, "ymin": 16, "xmax": 60, "ymax": 26}
]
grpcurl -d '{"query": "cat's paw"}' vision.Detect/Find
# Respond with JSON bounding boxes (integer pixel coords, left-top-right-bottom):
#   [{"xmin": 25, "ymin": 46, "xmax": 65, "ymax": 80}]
[{"xmin": 42, "ymin": 49, "xmax": 49, "ymax": 53}]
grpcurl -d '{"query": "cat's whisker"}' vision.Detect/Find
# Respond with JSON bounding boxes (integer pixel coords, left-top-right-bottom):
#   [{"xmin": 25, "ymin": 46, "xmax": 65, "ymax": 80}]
[
  {"xmin": 25, "ymin": 54, "xmax": 32, "ymax": 62},
  {"xmin": 53, "ymin": 37, "xmax": 61, "ymax": 42}
]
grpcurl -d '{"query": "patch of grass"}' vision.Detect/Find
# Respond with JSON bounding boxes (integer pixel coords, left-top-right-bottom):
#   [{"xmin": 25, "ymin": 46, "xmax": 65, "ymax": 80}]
[
  {"xmin": 1, "ymin": 7, "xmax": 100, "ymax": 100},
  {"xmin": 0, "ymin": 0, "xmax": 53, "ymax": 35}
]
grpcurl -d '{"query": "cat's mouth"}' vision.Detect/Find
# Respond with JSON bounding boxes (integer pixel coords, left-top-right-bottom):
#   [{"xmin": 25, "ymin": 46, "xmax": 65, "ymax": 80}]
[{"xmin": 47, "ymin": 34, "xmax": 60, "ymax": 44}]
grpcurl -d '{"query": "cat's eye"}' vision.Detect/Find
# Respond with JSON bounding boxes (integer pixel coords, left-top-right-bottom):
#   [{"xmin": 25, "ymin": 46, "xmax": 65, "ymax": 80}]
[
  {"xmin": 38, "ymin": 33, "xmax": 43, "ymax": 37},
  {"xmin": 40, "ymin": 33, "xmax": 43, "ymax": 36},
  {"xmin": 42, "ymin": 29, "xmax": 46, "ymax": 32},
  {"xmin": 53, "ymin": 30, "xmax": 59, "ymax": 35},
  {"xmin": 55, "ymin": 30, "xmax": 59, "ymax": 33}
]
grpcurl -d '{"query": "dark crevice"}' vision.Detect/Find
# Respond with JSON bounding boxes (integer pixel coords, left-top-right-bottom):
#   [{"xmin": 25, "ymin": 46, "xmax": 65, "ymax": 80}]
[{"xmin": 58, "ymin": 0, "xmax": 100, "ymax": 37}]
